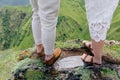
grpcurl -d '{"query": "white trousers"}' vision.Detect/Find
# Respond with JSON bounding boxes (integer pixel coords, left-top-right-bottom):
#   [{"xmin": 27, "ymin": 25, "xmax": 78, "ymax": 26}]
[
  {"xmin": 85, "ymin": 0, "xmax": 119, "ymax": 42},
  {"xmin": 29, "ymin": 0, "xmax": 60, "ymax": 55}
]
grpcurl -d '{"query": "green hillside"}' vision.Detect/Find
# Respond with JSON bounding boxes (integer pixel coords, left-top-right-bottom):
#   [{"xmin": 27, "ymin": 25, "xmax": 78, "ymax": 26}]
[{"xmin": 0, "ymin": 0, "xmax": 120, "ymax": 50}]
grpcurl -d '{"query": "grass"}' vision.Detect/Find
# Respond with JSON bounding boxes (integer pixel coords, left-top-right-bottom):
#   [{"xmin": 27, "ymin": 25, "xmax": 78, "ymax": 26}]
[
  {"xmin": 55, "ymin": 39, "xmax": 82, "ymax": 49},
  {"xmin": 0, "ymin": 47, "xmax": 37, "ymax": 80},
  {"xmin": 0, "ymin": 49, "xmax": 18, "ymax": 80},
  {"xmin": 77, "ymin": 67, "xmax": 92, "ymax": 80},
  {"xmin": 101, "ymin": 67, "xmax": 120, "ymax": 80},
  {"xmin": 25, "ymin": 69, "xmax": 45, "ymax": 80},
  {"xmin": 104, "ymin": 45, "xmax": 120, "ymax": 59}
]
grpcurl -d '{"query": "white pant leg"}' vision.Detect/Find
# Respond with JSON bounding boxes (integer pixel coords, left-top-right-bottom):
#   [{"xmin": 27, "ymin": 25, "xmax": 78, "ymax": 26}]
[
  {"xmin": 30, "ymin": 0, "xmax": 42, "ymax": 45},
  {"xmin": 85, "ymin": 0, "xmax": 119, "ymax": 42},
  {"xmin": 38, "ymin": 0, "xmax": 60, "ymax": 55}
]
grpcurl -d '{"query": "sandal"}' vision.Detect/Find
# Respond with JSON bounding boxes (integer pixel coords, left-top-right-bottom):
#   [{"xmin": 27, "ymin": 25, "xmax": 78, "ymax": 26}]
[
  {"xmin": 83, "ymin": 55, "xmax": 94, "ymax": 67},
  {"xmin": 81, "ymin": 53, "xmax": 94, "ymax": 66},
  {"xmin": 82, "ymin": 41, "xmax": 102, "ymax": 69},
  {"xmin": 44, "ymin": 48, "xmax": 61, "ymax": 65},
  {"xmin": 81, "ymin": 40, "xmax": 94, "ymax": 62},
  {"xmin": 82, "ymin": 55, "xmax": 102, "ymax": 69},
  {"xmin": 82, "ymin": 54, "xmax": 102, "ymax": 70},
  {"xmin": 81, "ymin": 53, "xmax": 94, "ymax": 63},
  {"xmin": 82, "ymin": 40, "xmax": 92, "ymax": 50},
  {"xmin": 81, "ymin": 53, "xmax": 88, "ymax": 61}
]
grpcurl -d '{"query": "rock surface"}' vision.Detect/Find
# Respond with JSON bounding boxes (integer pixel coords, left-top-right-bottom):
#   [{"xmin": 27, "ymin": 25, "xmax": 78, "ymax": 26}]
[
  {"xmin": 12, "ymin": 40, "xmax": 120, "ymax": 80},
  {"xmin": 54, "ymin": 56, "xmax": 84, "ymax": 71}
]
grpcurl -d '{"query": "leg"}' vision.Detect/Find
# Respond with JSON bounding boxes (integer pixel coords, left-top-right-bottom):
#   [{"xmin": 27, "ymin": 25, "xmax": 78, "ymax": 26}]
[
  {"xmin": 38, "ymin": 0, "xmax": 60, "ymax": 61},
  {"xmin": 84, "ymin": 0, "xmax": 119, "ymax": 65},
  {"xmin": 92, "ymin": 40, "xmax": 104, "ymax": 64},
  {"xmin": 30, "ymin": 0, "xmax": 43, "ymax": 55},
  {"xmin": 82, "ymin": 40, "xmax": 103, "ymax": 64}
]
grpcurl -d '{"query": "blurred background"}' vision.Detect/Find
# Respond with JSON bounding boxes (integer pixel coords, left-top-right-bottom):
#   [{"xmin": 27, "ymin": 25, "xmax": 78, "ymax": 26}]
[{"xmin": 0, "ymin": 0, "xmax": 120, "ymax": 50}]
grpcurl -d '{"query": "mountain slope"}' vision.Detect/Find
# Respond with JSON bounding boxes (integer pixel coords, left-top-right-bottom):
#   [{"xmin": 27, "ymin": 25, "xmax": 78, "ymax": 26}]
[
  {"xmin": 0, "ymin": 0, "xmax": 120, "ymax": 50},
  {"xmin": 0, "ymin": 6, "xmax": 33, "ymax": 50}
]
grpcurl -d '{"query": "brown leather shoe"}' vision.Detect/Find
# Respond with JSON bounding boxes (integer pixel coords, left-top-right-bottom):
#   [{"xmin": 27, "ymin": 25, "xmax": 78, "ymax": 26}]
[
  {"xmin": 44, "ymin": 48, "xmax": 61, "ymax": 65},
  {"xmin": 30, "ymin": 44, "xmax": 44, "ymax": 59},
  {"xmin": 36, "ymin": 44, "xmax": 44, "ymax": 57}
]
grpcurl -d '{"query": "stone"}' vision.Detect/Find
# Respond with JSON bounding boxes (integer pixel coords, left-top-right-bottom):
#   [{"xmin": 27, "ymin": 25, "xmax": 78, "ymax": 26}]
[
  {"xmin": 54, "ymin": 56, "xmax": 84, "ymax": 71},
  {"xmin": 33, "ymin": 64, "xmax": 39, "ymax": 70}
]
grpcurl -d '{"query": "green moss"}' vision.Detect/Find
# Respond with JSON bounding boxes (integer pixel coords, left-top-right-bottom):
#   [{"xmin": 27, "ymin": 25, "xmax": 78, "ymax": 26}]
[
  {"xmin": 13, "ymin": 58, "xmax": 43, "ymax": 73},
  {"xmin": 103, "ymin": 45, "xmax": 120, "ymax": 59},
  {"xmin": 78, "ymin": 67, "xmax": 92, "ymax": 80},
  {"xmin": 101, "ymin": 67, "xmax": 119, "ymax": 80},
  {"xmin": 55, "ymin": 39, "xmax": 82, "ymax": 48},
  {"xmin": 0, "ymin": 49, "xmax": 18, "ymax": 80},
  {"xmin": 25, "ymin": 69, "xmax": 45, "ymax": 80}
]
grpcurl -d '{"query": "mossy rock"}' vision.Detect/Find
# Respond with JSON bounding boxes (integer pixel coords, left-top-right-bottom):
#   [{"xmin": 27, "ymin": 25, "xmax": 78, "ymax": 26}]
[
  {"xmin": 103, "ymin": 45, "xmax": 120, "ymax": 64},
  {"xmin": 13, "ymin": 58, "xmax": 47, "ymax": 80},
  {"xmin": 25, "ymin": 69, "xmax": 46, "ymax": 80}
]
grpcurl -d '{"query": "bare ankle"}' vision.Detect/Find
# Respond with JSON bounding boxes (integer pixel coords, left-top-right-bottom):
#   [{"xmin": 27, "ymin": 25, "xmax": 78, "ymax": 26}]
[{"xmin": 93, "ymin": 57, "xmax": 102, "ymax": 64}]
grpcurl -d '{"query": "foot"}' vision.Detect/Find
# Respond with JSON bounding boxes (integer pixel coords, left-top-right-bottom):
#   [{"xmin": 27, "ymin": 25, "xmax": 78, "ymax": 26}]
[
  {"xmin": 36, "ymin": 44, "xmax": 44, "ymax": 57},
  {"xmin": 82, "ymin": 55, "xmax": 102, "ymax": 68},
  {"xmin": 81, "ymin": 54, "xmax": 87, "ymax": 61},
  {"xmin": 82, "ymin": 41, "xmax": 102, "ymax": 69},
  {"xmin": 81, "ymin": 53, "xmax": 94, "ymax": 62},
  {"xmin": 84, "ymin": 55, "xmax": 93, "ymax": 63},
  {"xmin": 92, "ymin": 57, "xmax": 102, "ymax": 65},
  {"xmin": 44, "ymin": 48, "xmax": 61, "ymax": 65},
  {"xmin": 81, "ymin": 40, "xmax": 95, "ymax": 61},
  {"xmin": 83, "ymin": 41, "xmax": 94, "ymax": 56}
]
